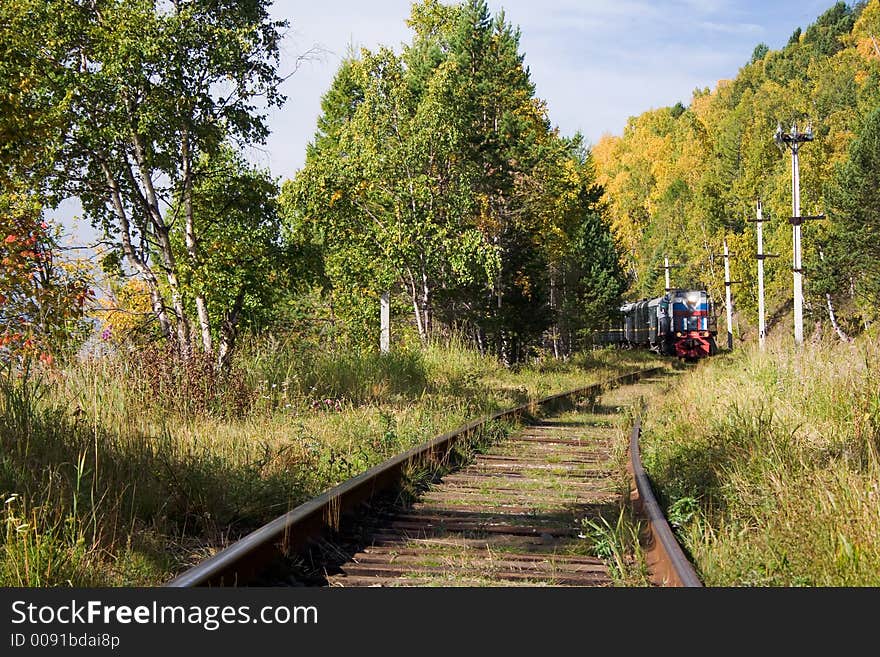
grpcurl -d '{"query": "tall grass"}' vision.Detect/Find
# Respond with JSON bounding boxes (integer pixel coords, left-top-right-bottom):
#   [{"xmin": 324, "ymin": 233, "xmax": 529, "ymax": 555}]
[
  {"xmin": 642, "ymin": 333, "xmax": 880, "ymax": 586},
  {"xmin": 0, "ymin": 340, "xmax": 654, "ymax": 586}
]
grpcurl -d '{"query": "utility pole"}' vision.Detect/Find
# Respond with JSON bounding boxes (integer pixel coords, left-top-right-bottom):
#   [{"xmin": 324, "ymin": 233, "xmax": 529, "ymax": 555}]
[
  {"xmin": 658, "ymin": 256, "xmax": 683, "ymax": 293},
  {"xmin": 713, "ymin": 240, "xmax": 741, "ymax": 350},
  {"xmin": 723, "ymin": 240, "xmax": 734, "ymax": 351},
  {"xmin": 774, "ymin": 121, "xmax": 815, "ymax": 346},
  {"xmin": 746, "ymin": 200, "xmax": 779, "ymax": 350},
  {"xmin": 380, "ymin": 291, "xmax": 390, "ymax": 354}
]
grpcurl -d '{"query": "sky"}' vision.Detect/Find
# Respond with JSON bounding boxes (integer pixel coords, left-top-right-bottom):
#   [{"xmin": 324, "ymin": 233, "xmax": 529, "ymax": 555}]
[
  {"xmin": 261, "ymin": 0, "xmax": 837, "ymax": 176},
  {"xmin": 59, "ymin": 0, "xmax": 841, "ymax": 243}
]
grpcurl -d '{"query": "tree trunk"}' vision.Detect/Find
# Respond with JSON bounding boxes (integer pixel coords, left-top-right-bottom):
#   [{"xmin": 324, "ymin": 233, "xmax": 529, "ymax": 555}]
[
  {"xmin": 155, "ymin": 225, "xmax": 193, "ymax": 357},
  {"xmin": 824, "ymin": 293, "xmax": 851, "ymax": 342},
  {"xmin": 407, "ymin": 271, "xmax": 426, "ymax": 343},
  {"xmin": 100, "ymin": 161, "xmax": 172, "ymax": 339},
  {"xmin": 475, "ymin": 326, "xmax": 485, "ymax": 356},
  {"xmin": 217, "ymin": 289, "xmax": 246, "ymax": 372},
  {"xmin": 182, "ymin": 128, "xmax": 213, "ymax": 353},
  {"xmin": 421, "ymin": 269, "xmax": 431, "ymax": 341},
  {"xmin": 128, "ymin": 122, "xmax": 192, "ymax": 357},
  {"xmin": 819, "ymin": 250, "xmax": 851, "ymax": 343}
]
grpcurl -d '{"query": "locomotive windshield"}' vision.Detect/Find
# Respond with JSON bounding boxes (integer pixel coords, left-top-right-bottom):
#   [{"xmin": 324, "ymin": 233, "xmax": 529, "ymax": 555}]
[{"xmin": 671, "ymin": 290, "xmax": 711, "ymax": 333}]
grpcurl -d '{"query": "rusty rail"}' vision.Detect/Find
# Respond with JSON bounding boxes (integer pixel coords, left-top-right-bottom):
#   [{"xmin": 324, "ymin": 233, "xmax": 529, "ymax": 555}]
[
  {"xmin": 167, "ymin": 366, "xmax": 666, "ymax": 587},
  {"xmin": 630, "ymin": 417, "xmax": 703, "ymax": 587}
]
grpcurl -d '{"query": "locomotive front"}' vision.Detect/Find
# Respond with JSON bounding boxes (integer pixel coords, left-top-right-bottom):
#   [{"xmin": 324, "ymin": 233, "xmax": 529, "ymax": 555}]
[{"xmin": 669, "ymin": 290, "xmax": 717, "ymax": 359}]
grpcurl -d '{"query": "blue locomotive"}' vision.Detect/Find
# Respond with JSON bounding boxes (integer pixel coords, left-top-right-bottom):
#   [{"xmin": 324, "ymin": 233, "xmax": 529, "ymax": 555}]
[{"xmin": 594, "ymin": 289, "xmax": 718, "ymax": 360}]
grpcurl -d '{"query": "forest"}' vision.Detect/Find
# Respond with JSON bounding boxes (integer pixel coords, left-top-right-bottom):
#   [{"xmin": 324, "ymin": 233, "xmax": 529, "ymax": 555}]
[
  {"xmin": 1, "ymin": 0, "xmax": 880, "ymax": 586},
  {"xmin": 0, "ymin": 0, "xmax": 631, "ymax": 585},
  {"xmin": 1, "ymin": 0, "xmax": 626, "ymax": 373},
  {"xmin": 593, "ymin": 0, "xmax": 880, "ymax": 341}
]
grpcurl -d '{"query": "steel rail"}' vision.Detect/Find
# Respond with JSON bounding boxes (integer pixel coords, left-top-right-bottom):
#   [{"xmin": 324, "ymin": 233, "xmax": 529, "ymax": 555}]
[
  {"xmin": 167, "ymin": 366, "xmax": 666, "ymax": 587},
  {"xmin": 630, "ymin": 417, "xmax": 703, "ymax": 587}
]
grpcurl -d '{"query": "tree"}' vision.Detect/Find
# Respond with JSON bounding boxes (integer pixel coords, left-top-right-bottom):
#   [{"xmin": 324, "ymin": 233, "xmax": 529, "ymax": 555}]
[
  {"xmin": 291, "ymin": 0, "xmax": 626, "ymax": 361},
  {"xmin": 292, "ymin": 12, "xmax": 500, "ymax": 347},
  {"xmin": 165, "ymin": 148, "xmax": 287, "ymax": 369},
  {"xmin": 751, "ymin": 43, "xmax": 770, "ymax": 63},
  {"xmin": 6, "ymin": 0, "xmax": 288, "ymax": 364},
  {"xmin": 0, "ymin": 1, "xmax": 70, "ymax": 189},
  {"xmin": 803, "ymin": 2, "xmax": 858, "ymax": 57},
  {"xmin": 824, "ymin": 106, "xmax": 880, "ymax": 314},
  {"xmin": 0, "ymin": 2, "xmax": 94, "ymax": 366},
  {"xmin": 0, "ymin": 192, "xmax": 92, "ymax": 365}
]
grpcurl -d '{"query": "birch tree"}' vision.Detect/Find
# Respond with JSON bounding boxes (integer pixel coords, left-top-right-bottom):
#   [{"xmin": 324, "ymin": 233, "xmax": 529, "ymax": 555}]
[{"xmin": 7, "ymin": 0, "xmax": 288, "ymax": 362}]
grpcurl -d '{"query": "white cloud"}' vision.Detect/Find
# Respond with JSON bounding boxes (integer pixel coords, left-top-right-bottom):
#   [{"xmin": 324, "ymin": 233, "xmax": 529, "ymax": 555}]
[
  {"xmin": 699, "ymin": 20, "xmax": 763, "ymax": 35},
  {"xmin": 679, "ymin": 0, "xmax": 728, "ymax": 14}
]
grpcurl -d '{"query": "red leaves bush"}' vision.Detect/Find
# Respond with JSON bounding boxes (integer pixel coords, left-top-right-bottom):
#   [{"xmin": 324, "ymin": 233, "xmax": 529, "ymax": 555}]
[
  {"xmin": 1, "ymin": 195, "xmax": 91, "ymax": 365},
  {"xmin": 128, "ymin": 345, "xmax": 255, "ymax": 419}
]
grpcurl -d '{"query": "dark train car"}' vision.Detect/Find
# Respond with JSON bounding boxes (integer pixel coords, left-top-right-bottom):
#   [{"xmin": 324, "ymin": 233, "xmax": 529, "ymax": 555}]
[{"xmin": 594, "ymin": 289, "xmax": 718, "ymax": 360}]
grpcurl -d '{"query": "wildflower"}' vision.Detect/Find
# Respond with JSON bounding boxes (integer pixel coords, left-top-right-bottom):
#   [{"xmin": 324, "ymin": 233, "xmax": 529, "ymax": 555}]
[{"xmin": 4, "ymin": 234, "xmax": 16, "ymax": 244}]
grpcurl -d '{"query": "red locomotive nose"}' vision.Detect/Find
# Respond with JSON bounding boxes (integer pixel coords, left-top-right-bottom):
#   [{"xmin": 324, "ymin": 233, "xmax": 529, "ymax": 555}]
[{"xmin": 675, "ymin": 334, "xmax": 712, "ymax": 359}]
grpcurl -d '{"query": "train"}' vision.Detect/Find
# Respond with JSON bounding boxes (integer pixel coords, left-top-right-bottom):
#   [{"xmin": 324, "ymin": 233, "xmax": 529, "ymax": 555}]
[{"xmin": 594, "ymin": 288, "xmax": 719, "ymax": 360}]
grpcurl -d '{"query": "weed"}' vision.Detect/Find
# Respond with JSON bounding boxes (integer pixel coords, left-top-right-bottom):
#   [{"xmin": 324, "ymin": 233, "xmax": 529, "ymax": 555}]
[
  {"xmin": 0, "ymin": 340, "xmax": 655, "ymax": 585},
  {"xmin": 642, "ymin": 334, "xmax": 880, "ymax": 586},
  {"xmin": 578, "ymin": 506, "xmax": 649, "ymax": 586}
]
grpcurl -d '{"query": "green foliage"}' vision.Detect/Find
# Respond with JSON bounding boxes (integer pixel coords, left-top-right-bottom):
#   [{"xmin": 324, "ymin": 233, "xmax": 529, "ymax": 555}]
[
  {"xmin": 803, "ymin": 2, "xmax": 858, "ymax": 57},
  {"xmin": 289, "ymin": 0, "xmax": 626, "ymax": 361},
  {"xmin": 168, "ymin": 147, "xmax": 306, "ymax": 348},
  {"xmin": 579, "ymin": 507, "xmax": 647, "ymax": 585},
  {"xmin": 666, "ymin": 496, "xmax": 699, "ymax": 529},
  {"xmin": 2, "ymin": 0, "xmax": 289, "ymax": 364},
  {"xmin": 751, "ymin": 43, "xmax": 770, "ymax": 63},
  {"xmin": 822, "ymin": 106, "xmax": 880, "ymax": 317}
]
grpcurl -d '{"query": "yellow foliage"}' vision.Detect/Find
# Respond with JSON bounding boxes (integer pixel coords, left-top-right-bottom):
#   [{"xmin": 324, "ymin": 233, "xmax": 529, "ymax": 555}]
[
  {"xmin": 850, "ymin": 0, "xmax": 880, "ymax": 60},
  {"xmin": 96, "ymin": 279, "xmax": 153, "ymax": 342}
]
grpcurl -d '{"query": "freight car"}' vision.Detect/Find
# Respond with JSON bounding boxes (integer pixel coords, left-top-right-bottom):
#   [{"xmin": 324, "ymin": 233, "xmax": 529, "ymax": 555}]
[{"xmin": 595, "ymin": 288, "xmax": 718, "ymax": 360}]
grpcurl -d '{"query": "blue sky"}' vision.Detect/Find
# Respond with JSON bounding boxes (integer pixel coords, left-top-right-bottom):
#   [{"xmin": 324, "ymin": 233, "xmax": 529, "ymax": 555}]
[
  {"xmin": 264, "ymin": 0, "xmax": 838, "ymax": 175},
  {"xmin": 59, "ymin": 0, "xmax": 843, "ymax": 243}
]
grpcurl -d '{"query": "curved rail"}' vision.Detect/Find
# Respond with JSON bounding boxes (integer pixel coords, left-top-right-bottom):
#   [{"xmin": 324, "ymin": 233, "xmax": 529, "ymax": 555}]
[
  {"xmin": 167, "ymin": 366, "xmax": 666, "ymax": 587},
  {"xmin": 630, "ymin": 417, "xmax": 703, "ymax": 587}
]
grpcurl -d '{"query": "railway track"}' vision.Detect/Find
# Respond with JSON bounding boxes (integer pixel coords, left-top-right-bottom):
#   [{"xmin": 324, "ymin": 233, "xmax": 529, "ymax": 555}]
[{"xmin": 167, "ymin": 365, "xmax": 701, "ymax": 588}]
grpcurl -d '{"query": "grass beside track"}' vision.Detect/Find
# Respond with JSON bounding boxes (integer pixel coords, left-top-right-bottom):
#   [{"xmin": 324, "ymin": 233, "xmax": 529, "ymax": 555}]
[
  {"xmin": 0, "ymin": 340, "xmax": 657, "ymax": 586},
  {"xmin": 642, "ymin": 334, "xmax": 880, "ymax": 586}
]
